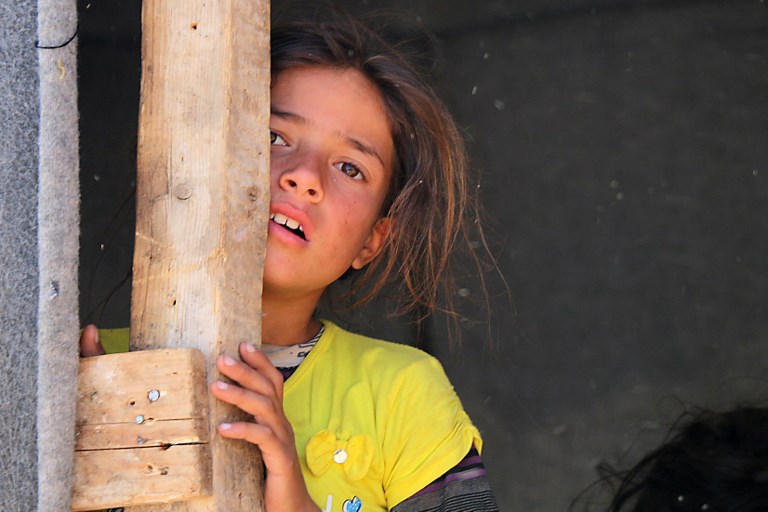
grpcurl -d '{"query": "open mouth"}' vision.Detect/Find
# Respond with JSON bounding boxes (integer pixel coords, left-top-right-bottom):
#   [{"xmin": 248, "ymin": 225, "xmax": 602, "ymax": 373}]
[{"xmin": 270, "ymin": 212, "xmax": 306, "ymax": 240}]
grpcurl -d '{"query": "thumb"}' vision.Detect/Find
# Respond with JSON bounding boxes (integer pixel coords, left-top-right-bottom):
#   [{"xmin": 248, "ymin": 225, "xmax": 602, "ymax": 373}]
[{"xmin": 80, "ymin": 323, "xmax": 105, "ymax": 357}]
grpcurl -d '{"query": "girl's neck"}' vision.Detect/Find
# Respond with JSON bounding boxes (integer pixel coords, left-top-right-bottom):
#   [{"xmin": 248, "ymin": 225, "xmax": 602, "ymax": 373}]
[{"xmin": 261, "ymin": 291, "xmax": 324, "ymax": 346}]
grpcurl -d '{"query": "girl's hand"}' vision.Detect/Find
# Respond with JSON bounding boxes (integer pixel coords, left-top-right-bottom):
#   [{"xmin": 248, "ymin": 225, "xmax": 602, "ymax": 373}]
[
  {"xmin": 211, "ymin": 343, "xmax": 320, "ymax": 512},
  {"xmin": 80, "ymin": 323, "xmax": 105, "ymax": 357}
]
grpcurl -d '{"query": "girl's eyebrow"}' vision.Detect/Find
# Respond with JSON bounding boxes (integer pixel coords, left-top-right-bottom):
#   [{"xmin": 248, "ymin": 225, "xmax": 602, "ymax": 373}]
[{"xmin": 271, "ymin": 108, "xmax": 386, "ymax": 170}]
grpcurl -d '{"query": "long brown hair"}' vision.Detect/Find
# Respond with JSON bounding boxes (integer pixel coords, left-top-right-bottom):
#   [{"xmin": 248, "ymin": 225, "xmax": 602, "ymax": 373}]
[{"xmin": 272, "ymin": 6, "xmax": 497, "ymax": 336}]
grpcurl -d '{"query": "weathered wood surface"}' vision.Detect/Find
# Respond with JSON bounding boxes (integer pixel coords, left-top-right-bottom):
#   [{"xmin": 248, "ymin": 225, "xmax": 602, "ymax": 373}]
[
  {"xmin": 117, "ymin": 0, "xmax": 269, "ymax": 510},
  {"xmin": 75, "ymin": 349, "xmax": 209, "ymax": 451},
  {"xmin": 72, "ymin": 349, "xmax": 210, "ymax": 510},
  {"xmin": 73, "ymin": 445, "xmax": 211, "ymax": 511}
]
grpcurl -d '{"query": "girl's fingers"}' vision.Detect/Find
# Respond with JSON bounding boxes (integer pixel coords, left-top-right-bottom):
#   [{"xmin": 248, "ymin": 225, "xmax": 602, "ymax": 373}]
[
  {"xmin": 211, "ymin": 381, "xmax": 297, "ymax": 469},
  {"xmin": 217, "ymin": 421, "xmax": 299, "ymax": 479},
  {"xmin": 238, "ymin": 343, "xmax": 285, "ymax": 399},
  {"xmin": 217, "ymin": 421, "xmax": 275, "ymax": 445},
  {"xmin": 216, "ymin": 349, "xmax": 281, "ymax": 400},
  {"xmin": 210, "ymin": 380, "xmax": 279, "ymax": 422},
  {"xmin": 211, "ymin": 344, "xmax": 295, "ymax": 448},
  {"xmin": 80, "ymin": 324, "xmax": 105, "ymax": 357}
]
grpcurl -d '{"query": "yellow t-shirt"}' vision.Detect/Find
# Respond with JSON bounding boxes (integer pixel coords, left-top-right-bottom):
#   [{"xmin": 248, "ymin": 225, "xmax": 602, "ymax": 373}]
[
  {"xmin": 98, "ymin": 321, "xmax": 481, "ymax": 511},
  {"xmin": 98, "ymin": 327, "xmax": 130, "ymax": 354},
  {"xmin": 288, "ymin": 321, "xmax": 481, "ymax": 511}
]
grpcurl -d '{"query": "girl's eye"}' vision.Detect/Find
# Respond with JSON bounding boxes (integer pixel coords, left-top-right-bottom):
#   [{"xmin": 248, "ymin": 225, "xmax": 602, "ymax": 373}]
[
  {"xmin": 335, "ymin": 162, "xmax": 363, "ymax": 180},
  {"xmin": 270, "ymin": 130, "xmax": 287, "ymax": 146}
]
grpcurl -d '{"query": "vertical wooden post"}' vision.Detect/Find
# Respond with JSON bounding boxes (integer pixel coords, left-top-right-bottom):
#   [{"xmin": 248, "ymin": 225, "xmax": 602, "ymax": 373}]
[{"xmin": 127, "ymin": 0, "xmax": 269, "ymax": 510}]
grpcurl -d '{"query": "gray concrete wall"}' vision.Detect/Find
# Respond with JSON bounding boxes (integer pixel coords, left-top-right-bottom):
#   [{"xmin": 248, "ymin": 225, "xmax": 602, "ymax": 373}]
[
  {"xmin": 79, "ymin": 1, "xmax": 768, "ymax": 510},
  {"xmin": 2, "ymin": 0, "xmax": 81, "ymax": 509},
  {"xmin": 1, "ymin": 1, "xmax": 40, "ymax": 508}
]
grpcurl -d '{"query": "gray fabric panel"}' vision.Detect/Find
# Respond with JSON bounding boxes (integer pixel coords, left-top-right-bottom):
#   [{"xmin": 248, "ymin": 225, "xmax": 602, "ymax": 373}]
[
  {"xmin": 0, "ymin": 1, "xmax": 41, "ymax": 510},
  {"xmin": 36, "ymin": 0, "xmax": 80, "ymax": 510}
]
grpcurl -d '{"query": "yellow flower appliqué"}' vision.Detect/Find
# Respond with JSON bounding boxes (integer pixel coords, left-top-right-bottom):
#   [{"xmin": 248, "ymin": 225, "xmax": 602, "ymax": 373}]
[{"xmin": 306, "ymin": 430, "xmax": 374, "ymax": 481}]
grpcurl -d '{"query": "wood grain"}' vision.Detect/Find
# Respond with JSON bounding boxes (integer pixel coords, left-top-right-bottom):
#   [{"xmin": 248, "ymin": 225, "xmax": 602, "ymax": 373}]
[
  {"xmin": 125, "ymin": 0, "xmax": 269, "ymax": 509},
  {"xmin": 72, "ymin": 349, "xmax": 210, "ymax": 509}
]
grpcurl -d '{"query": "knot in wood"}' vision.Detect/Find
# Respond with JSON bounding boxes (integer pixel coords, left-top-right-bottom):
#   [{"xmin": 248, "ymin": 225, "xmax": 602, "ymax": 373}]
[{"xmin": 174, "ymin": 183, "xmax": 193, "ymax": 200}]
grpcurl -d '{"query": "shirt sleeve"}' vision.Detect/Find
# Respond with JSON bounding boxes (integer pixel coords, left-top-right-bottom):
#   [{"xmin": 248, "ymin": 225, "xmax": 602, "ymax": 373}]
[
  {"xmin": 390, "ymin": 447, "xmax": 499, "ymax": 512},
  {"xmin": 381, "ymin": 356, "xmax": 483, "ymax": 506},
  {"xmin": 97, "ymin": 327, "xmax": 130, "ymax": 353}
]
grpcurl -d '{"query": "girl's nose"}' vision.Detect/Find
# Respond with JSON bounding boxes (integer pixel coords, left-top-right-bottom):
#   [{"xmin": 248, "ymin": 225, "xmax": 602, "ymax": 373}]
[{"xmin": 277, "ymin": 158, "xmax": 324, "ymax": 202}]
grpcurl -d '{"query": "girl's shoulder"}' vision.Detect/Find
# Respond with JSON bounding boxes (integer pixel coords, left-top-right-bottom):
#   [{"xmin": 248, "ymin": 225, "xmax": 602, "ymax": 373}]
[
  {"xmin": 318, "ymin": 320, "xmax": 449, "ymax": 382},
  {"xmin": 321, "ymin": 320, "xmax": 433, "ymax": 360}
]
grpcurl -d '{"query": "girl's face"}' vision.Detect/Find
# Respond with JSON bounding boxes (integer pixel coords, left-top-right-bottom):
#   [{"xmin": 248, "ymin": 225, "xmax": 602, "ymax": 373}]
[{"xmin": 263, "ymin": 66, "xmax": 394, "ymax": 302}]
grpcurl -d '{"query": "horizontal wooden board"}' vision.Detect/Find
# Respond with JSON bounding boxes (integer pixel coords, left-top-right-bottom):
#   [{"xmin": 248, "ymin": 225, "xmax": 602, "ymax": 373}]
[
  {"xmin": 71, "ymin": 444, "xmax": 212, "ymax": 511},
  {"xmin": 76, "ymin": 417, "xmax": 209, "ymax": 451},
  {"xmin": 76, "ymin": 348, "xmax": 208, "ymax": 429},
  {"xmin": 73, "ymin": 349, "xmax": 212, "ymax": 508}
]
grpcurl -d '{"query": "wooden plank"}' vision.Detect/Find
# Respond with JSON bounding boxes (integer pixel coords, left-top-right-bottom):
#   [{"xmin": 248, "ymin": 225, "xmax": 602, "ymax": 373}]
[
  {"xmin": 76, "ymin": 418, "xmax": 209, "ymax": 452},
  {"xmin": 75, "ymin": 349, "xmax": 209, "ymax": 452},
  {"xmin": 72, "ymin": 445, "xmax": 211, "ymax": 511},
  {"xmin": 76, "ymin": 349, "xmax": 208, "ymax": 427},
  {"xmin": 72, "ymin": 349, "xmax": 210, "ymax": 508},
  {"xmin": 124, "ymin": 0, "xmax": 270, "ymax": 510}
]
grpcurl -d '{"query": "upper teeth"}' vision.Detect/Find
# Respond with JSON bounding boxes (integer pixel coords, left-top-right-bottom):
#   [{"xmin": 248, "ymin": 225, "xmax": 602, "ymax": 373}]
[{"xmin": 270, "ymin": 213, "xmax": 303, "ymax": 232}]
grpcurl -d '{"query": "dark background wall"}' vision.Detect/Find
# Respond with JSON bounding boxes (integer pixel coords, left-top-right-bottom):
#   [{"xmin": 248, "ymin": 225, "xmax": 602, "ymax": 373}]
[{"xmin": 79, "ymin": 1, "xmax": 768, "ymax": 510}]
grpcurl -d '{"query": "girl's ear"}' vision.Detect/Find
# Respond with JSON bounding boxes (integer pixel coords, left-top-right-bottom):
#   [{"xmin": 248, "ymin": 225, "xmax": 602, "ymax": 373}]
[{"xmin": 351, "ymin": 217, "xmax": 391, "ymax": 270}]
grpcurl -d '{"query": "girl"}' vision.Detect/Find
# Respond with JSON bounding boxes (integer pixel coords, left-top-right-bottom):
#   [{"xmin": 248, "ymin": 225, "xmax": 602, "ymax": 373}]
[{"xmin": 83, "ymin": 8, "xmax": 498, "ymax": 512}]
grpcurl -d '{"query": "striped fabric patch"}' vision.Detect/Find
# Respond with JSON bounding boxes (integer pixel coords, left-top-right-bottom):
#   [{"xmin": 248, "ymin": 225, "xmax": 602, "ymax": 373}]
[{"xmin": 393, "ymin": 447, "xmax": 499, "ymax": 512}]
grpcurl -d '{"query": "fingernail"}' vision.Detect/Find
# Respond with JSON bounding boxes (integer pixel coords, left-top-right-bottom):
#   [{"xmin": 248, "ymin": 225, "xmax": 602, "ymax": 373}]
[
  {"xmin": 221, "ymin": 354, "xmax": 236, "ymax": 366},
  {"xmin": 243, "ymin": 342, "xmax": 257, "ymax": 353},
  {"xmin": 219, "ymin": 422, "xmax": 232, "ymax": 431},
  {"xmin": 215, "ymin": 381, "xmax": 229, "ymax": 390}
]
